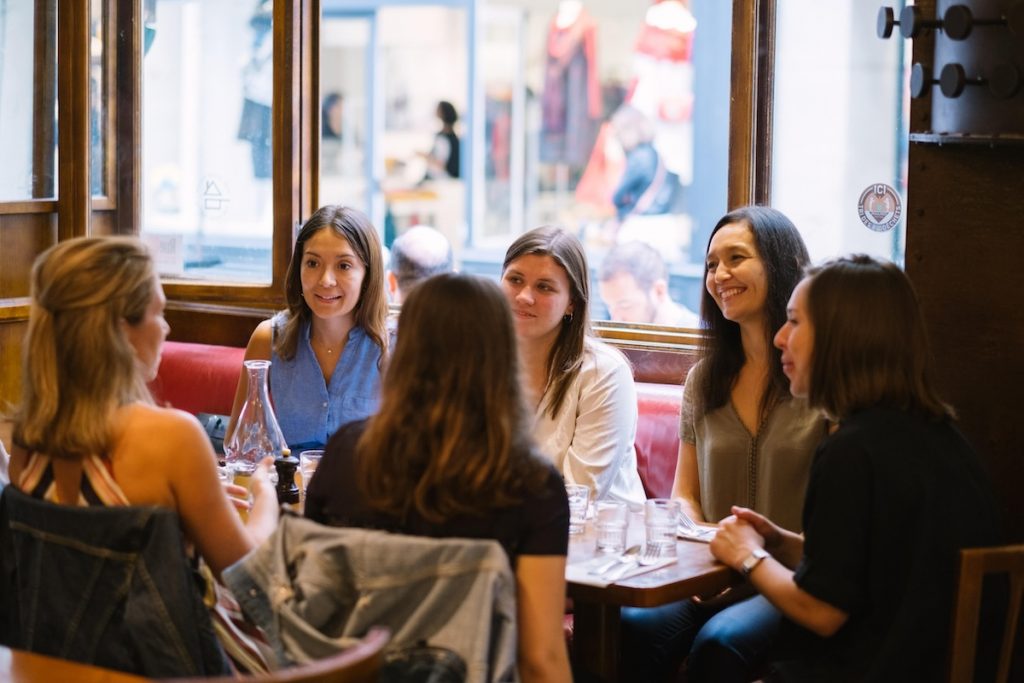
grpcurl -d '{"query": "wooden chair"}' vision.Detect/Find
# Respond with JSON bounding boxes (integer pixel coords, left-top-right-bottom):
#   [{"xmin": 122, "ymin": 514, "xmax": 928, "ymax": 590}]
[
  {"xmin": 948, "ymin": 545, "xmax": 1024, "ymax": 683},
  {"xmin": 166, "ymin": 628, "xmax": 390, "ymax": 683}
]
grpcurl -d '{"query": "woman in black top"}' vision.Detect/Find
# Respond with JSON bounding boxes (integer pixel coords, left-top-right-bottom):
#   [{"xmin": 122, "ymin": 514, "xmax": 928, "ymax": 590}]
[
  {"xmin": 705, "ymin": 255, "xmax": 999, "ymax": 682},
  {"xmin": 305, "ymin": 273, "xmax": 571, "ymax": 683}
]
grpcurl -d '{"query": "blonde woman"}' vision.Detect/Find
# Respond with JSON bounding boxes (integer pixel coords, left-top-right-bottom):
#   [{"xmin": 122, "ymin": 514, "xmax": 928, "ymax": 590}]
[{"xmin": 6, "ymin": 237, "xmax": 278, "ymax": 672}]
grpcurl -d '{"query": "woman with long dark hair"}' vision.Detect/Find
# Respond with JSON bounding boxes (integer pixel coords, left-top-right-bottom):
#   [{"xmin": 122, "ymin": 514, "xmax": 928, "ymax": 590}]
[
  {"xmin": 305, "ymin": 273, "xmax": 572, "ymax": 682},
  {"xmin": 226, "ymin": 205, "xmax": 388, "ymax": 451},
  {"xmin": 622, "ymin": 207, "xmax": 826, "ymax": 681},
  {"xmin": 704, "ymin": 255, "xmax": 998, "ymax": 681}
]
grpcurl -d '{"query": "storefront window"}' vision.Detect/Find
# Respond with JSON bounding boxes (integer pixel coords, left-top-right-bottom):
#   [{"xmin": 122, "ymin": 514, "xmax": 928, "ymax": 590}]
[
  {"xmin": 770, "ymin": 0, "xmax": 908, "ymax": 265},
  {"xmin": 0, "ymin": 0, "xmax": 56, "ymax": 201},
  {"xmin": 141, "ymin": 0, "xmax": 274, "ymax": 282},
  {"xmin": 323, "ymin": 0, "xmax": 731, "ymax": 327}
]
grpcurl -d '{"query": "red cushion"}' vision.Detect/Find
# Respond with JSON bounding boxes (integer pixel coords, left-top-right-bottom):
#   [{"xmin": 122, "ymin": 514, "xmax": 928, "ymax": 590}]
[
  {"xmin": 634, "ymin": 382, "xmax": 683, "ymax": 499},
  {"xmin": 149, "ymin": 341, "xmax": 245, "ymax": 416}
]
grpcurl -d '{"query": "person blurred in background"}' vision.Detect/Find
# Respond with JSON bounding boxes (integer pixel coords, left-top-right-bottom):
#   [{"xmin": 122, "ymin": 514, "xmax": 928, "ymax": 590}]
[
  {"xmin": 387, "ymin": 225, "xmax": 454, "ymax": 304},
  {"xmin": 599, "ymin": 240, "xmax": 699, "ymax": 328}
]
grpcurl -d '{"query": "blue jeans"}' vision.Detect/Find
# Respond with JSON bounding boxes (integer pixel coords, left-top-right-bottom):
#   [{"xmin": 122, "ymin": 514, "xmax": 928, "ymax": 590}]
[{"xmin": 620, "ymin": 594, "xmax": 784, "ymax": 682}]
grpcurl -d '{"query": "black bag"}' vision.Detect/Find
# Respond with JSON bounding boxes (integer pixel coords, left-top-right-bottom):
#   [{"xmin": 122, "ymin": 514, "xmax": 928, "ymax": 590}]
[
  {"xmin": 379, "ymin": 642, "xmax": 467, "ymax": 683},
  {"xmin": 197, "ymin": 413, "xmax": 229, "ymax": 456}
]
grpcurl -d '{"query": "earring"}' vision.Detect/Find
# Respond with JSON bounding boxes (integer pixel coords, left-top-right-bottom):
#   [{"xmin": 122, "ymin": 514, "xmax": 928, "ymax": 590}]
[{"xmin": 563, "ymin": 313, "xmax": 573, "ymax": 324}]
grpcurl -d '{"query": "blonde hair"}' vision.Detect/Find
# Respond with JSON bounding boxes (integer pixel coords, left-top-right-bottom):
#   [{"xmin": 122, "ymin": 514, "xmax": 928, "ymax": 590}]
[
  {"xmin": 358, "ymin": 274, "xmax": 548, "ymax": 522},
  {"xmin": 14, "ymin": 237, "xmax": 156, "ymax": 459},
  {"xmin": 276, "ymin": 205, "xmax": 388, "ymax": 362}
]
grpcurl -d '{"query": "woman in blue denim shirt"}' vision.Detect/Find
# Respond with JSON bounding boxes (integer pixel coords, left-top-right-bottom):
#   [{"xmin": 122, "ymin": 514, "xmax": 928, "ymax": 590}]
[{"xmin": 227, "ymin": 205, "xmax": 389, "ymax": 451}]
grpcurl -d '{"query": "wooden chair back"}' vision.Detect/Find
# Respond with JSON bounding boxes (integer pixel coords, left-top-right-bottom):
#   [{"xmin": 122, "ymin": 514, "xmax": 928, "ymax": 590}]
[
  {"xmin": 948, "ymin": 545, "xmax": 1024, "ymax": 683},
  {"xmin": 166, "ymin": 627, "xmax": 390, "ymax": 683}
]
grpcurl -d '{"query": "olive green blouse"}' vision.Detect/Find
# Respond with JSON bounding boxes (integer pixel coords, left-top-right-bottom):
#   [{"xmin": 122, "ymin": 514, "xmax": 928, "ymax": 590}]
[{"xmin": 679, "ymin": 360, "xmax": 827, "ymax": 531}]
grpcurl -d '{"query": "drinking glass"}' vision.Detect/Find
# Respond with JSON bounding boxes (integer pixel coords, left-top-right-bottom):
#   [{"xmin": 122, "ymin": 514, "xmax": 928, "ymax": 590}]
[
  {"xmin": 595, "ymin": 500, "xmax": 629, "ymax": 553},
  {"xmin": 644, "ymin": 498, "xmax": 680, "ymax": 558},
  {"xmin": 298, "ymin": 450, "xmax": 324, "ymax": 499},
  {"xmin": 565, "ymin": 484, "xmax": 591, "ymax": 535}
]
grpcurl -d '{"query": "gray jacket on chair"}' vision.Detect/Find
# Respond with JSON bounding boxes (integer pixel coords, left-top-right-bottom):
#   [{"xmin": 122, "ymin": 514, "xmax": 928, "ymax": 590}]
[{"xmin": 224, "ymin": 516, "xmax": 518, "ymax": 683}]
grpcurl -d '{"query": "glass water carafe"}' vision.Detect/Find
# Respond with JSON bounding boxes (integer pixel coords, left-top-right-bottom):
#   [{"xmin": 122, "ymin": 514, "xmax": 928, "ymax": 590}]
[{"xmin": 224, "ymin": 360, "xmax": 286, "ymax": 485}]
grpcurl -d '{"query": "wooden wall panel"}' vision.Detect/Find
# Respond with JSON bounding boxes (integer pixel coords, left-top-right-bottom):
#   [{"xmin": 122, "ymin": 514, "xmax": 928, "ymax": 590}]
[
  {"xmin": 905, "ymin": 142, "xmax": 1024, "ymax": 543},
  {"xmin": 0, "ymin": 214, "xmax": 57, "ymax": 298},
  {"xmin": 166, "ymin": 307, "xmax": 271, "ymax": 349},
  {"xmin": 0, "ymin": 321, "xmax": 27, "ymax": 410}
]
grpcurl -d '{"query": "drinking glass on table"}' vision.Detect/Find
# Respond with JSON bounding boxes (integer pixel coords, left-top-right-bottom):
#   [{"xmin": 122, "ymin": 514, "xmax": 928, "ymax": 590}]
[
  {"xmin": 565, "ymin": 484, "xmax": 591, "ymax": 535},
  {"xmin": 298, "ymin": 449, "xmax": 324, "ymax": 499},
  {"xmin": 595, "ymin": 500, "xmax": 629, "ymax": 553},
  {"xmin": 644, "ymin": 498, "xmax": 680, "ymax": 558}
]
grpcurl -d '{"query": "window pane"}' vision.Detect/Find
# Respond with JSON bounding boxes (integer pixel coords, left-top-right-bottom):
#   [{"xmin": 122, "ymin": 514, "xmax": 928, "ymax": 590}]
[
  {"xmin": 379, "ymin": 6, "xmax": 467, "ymax": 254},
  {"xmin": 320, "ymin": 17, "xmax": 371, "ymax": 215},
  {"xmin": 365, "ymin": 1, "xmax": 731, "ymax": 329},
  {"xmin": 90, "ymin": 0, "xmax": 106, "ymax": 197},
  {"xmin": 0, "ymin": 0, "xmax": 56, "ymax": 200},
  {"xmin": 141, "ymin": 0, "xmax": 273, "ymax": 282},
  {"xmin": 771, "ymin": 0, "xmax": 908, "ymax": 265}
]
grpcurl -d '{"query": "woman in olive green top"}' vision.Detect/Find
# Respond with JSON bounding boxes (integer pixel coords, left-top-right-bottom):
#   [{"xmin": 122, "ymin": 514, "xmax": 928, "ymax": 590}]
[{"xmin": 621, "ymin": 206, "xmax": 826, "ymax": 682}]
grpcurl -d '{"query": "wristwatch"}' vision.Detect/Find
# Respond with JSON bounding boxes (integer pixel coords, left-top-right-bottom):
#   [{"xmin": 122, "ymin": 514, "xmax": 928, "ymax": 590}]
[{"xmin": 740, "ymin": 547, "xmax": 769, "ymax": 577}]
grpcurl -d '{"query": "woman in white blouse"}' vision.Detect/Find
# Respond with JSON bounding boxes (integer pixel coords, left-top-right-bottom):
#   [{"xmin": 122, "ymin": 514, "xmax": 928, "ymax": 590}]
[{"xmin": 501, "ymin": 226, "xmax": 646, "ymax": 505}]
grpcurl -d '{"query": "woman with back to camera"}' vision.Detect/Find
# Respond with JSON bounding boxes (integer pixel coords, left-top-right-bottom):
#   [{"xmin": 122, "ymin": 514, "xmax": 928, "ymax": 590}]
[
  {"xmin": 704, "ymin": 255, "xmax": 998, "ymax": 681},
  {"xmin": 305, "ymin": 273, "xmax": 572, "ymax": 682},
  {"xmin": 620, "ymin": 206, "xmax": 827, "ymax": 681},
  {"xmin": 227, "ymin": 205, "xmax": 388, "ymax": 452},
  {"xmin": 6, "ymin": 237, "xmax": 278, "ymax": 671},
  {"xmin": 501, "ymin": 226, "xmax": 646, "ymax": 505}
]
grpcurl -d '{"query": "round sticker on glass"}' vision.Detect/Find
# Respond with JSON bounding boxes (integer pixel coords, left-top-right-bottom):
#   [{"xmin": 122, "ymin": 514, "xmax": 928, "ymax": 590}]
[{"xmin": 858, "ymin": 183, "xmax": 902, "ymax": 233}]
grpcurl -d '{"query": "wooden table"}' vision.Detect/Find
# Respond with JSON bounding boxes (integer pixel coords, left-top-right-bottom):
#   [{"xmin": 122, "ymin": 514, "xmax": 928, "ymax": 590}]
[
  {"xmin": 566, "ymin": 516, "xmax": 740, "ymax": 681},
  {"xmin": 0, "ymin": 646, "xmax": 151, "ymax": 682}
]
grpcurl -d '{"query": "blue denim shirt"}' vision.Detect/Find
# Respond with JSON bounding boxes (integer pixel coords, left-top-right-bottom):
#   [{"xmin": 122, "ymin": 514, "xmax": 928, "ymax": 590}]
[
  {"xmin": 224, "ymin": 517, "xmax": 518, "ymax": 683},
  {"xmin": 0, "ymin": 486, "xmax": 230, "ymax": 677},
  {"xmin": 270, "ymin": 315, "xmax": 382, "ymax": 450}
]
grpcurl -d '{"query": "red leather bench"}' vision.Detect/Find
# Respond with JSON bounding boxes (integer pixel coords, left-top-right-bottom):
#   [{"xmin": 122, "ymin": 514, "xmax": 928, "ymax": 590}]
[{"xmin": 150, "ymin": 341, "xmax": 684, "ymax": 497}]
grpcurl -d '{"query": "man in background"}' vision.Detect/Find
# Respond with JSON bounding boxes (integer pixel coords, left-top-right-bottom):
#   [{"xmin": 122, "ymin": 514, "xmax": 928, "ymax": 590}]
[
  {"xmin": 598, "ymin": 241, "xmax": 699, "ymax": 328},
  {"xmin": 387, "ymin": 225, "xmax": 455, "ymax": 303}
]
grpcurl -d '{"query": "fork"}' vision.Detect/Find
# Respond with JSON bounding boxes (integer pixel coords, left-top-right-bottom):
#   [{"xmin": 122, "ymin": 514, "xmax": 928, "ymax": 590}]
[{"xmin": 636, "ymin": 545, "xmax": 662, "ymax": 566}]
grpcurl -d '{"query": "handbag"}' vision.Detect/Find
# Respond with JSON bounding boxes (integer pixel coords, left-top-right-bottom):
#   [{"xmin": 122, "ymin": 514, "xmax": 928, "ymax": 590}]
[{"xmin": 379, "ymin": 641, "xmax": 467, "ymax": 683}]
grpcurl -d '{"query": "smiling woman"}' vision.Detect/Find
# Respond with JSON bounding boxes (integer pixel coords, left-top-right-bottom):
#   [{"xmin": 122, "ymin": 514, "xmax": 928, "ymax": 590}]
[
  {"xmin": 226, "ymin": 205, "xmax": 389, "ymax": 451},
  {"xmin": 619, "ymin": 207, "xmax": 827, "ymax": 681}
]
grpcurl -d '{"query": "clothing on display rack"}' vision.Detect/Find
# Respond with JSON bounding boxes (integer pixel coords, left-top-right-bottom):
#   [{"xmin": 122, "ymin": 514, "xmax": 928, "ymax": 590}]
[{"xmin": 540, "ymin": 2, "xmax": 602, "ymax": 167}]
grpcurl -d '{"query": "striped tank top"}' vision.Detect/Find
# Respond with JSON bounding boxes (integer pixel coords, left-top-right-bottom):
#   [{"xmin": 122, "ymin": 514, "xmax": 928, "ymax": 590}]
[{"xmin": 17, "ymin": 452, "xmax": 129, "ymax": 506}]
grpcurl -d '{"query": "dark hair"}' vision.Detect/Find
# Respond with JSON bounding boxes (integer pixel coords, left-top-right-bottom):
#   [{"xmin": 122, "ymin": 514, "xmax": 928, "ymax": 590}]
[
  {"xmin": 437, "ymin": 101, "xmax": 458, "ymax": 127},
  {"xmin": 503, "ymin": 226, "xmax": 591, "ymax": 419},
  {"xmin": 321, "ymin": 92, "xmax": 343, "ymax": 138},
  {"xmin": 599, "ymin": 240, "xmax": 667, "ymax": 292},
  {"xmin": 390, "ymin": 227, "xmax": 454, "ymax": 294},
  {"xmin": 277, "ymin": 205, "xmax": 388, "ymax": 362},
  {"xmin": 357, "ymin": 274, "xmax": 548, "ymax": 522},
  {"xmin": 803, "ymin": 255, "xmax": 952, "ymax": 420},
  {"xmin": 696, "ymin": 206, "xmax": 810, "ymax": 418}
]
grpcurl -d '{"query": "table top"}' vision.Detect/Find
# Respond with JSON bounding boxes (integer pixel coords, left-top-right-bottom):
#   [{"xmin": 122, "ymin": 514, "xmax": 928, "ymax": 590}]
[
  {"xmin": 0, "ymin": 646, "xmax": 150, "ymax": 683},
  {"xmin": 566, "ymin": 514, "xmax": 739, "ymax": 608}
]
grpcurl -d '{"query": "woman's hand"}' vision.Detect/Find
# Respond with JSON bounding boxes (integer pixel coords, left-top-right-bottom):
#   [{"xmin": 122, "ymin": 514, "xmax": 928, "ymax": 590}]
[
  {"xmin": 249, "ymin": 456, "xmax": 276, "ymax": 501},
  {"xmin": 709, "ymin": 515, "xmax": 765, "ymax": 571},
  {"xmin": 730, "ymin": 505, "xmax": 783, "ymax": 553},
  {"xmin": 222, "ymin": 481, "xmax": 252, "ymax": 511}
]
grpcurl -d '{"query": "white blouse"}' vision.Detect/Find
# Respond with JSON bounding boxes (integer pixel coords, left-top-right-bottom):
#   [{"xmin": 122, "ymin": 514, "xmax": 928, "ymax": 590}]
[{"xmin": 533, "ymin": 338, "xmax": 647, "ymax": 505}]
